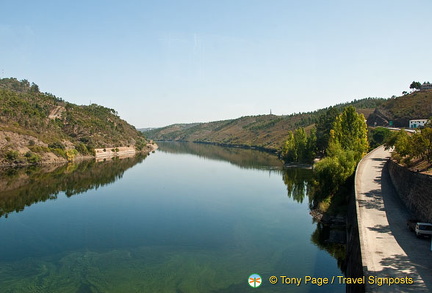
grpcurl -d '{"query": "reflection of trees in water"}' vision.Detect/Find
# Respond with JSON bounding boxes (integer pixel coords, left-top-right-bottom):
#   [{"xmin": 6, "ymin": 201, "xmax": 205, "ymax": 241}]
[
  {"xmin": 157, "ymin": 141, "xmax": 283, "ymax": 170},
  {"xmin": 310, "ymin": 223, "xmax": 346, "ymax": 272},
  {"xmin": 0, "ymin": 155, "xmax": 147, "ymax": 218},
  {"xmin": 282, "ymin": 166, "xmax": 347, "ymax": 273},
  {"xmin": 282, "ymin": 167, "xmax": 313, "ymax": 203}
]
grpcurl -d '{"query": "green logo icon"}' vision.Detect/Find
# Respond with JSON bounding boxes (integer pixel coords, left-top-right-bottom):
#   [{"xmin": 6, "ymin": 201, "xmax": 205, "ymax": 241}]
[{"xmin": 248, "ymin": 274, "xmax": 262, "ymax": 288}]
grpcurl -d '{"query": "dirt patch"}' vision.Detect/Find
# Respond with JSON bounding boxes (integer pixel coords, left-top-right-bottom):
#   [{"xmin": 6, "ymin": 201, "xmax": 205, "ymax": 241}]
[{"xmin": 48, "ymin": 106, "xmax": 66, "ymax": 120}]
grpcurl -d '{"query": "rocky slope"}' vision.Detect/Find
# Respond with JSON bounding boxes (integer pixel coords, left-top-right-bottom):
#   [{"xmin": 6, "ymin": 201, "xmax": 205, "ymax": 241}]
[{"xmin": 0, "ymin": 78, "xmax": 149, "ymax": 166}]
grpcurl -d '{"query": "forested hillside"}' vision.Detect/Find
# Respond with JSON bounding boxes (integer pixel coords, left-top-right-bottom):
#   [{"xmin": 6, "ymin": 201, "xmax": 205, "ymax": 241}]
[
  {"xmin": 0, "ymin": 78, "xmax": 148, "ymax": 166},
  {"xmin": 143, "ymin": 98, "xmax": 386, "ymax": 151}
]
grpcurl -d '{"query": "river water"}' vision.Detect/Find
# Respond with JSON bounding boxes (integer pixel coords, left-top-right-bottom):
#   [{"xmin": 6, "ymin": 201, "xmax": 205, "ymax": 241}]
[{"xmin": 0, "ymin": 142, "xmax": 344, "ymax": 292}]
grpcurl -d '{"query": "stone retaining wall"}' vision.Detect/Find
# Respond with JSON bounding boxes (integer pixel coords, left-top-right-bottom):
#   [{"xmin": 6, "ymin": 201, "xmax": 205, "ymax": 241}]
[{"xmin": 387, "ymin": 160, "xmax": 432, "ymax": 223}]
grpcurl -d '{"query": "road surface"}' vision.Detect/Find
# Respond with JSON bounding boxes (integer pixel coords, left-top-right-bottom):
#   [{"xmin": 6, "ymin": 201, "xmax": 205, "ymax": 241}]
[{"xmin": 355, "ymin": 146, "xmax": 432, "ymax": 292}]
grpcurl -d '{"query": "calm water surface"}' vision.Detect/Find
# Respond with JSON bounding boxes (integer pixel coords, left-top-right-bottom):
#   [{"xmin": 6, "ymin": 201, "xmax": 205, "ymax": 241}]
[{"xmin": 0, "ymin": 142, "xmax": 344, "ymax": 292}]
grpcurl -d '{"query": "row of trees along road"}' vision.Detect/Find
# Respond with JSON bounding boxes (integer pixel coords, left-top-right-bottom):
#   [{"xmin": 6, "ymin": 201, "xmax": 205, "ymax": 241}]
[
  {"xmin": 281, "ymin": 106, "xmax": 368, "ymax": 210},
  {"xmin": 385, "ymin": 125, "xmax": 432, "ymax": 166}
]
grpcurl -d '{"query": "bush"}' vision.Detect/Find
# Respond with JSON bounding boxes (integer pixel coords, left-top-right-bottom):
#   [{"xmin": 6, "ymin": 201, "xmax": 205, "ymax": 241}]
[
  {"xmin": 25, "ymin": 151, "xmax": 41, "ymax": 164},
  {"xmin": 74, "ymin": 142, "xmax": 89, "ymax": 155},
  {"xmin": 5, "ymin": 150, "xmax": 19, "ymax": 161},
  {"xmin": 48, "ymin": 141, "xmax": 65, "ymax": 150},
  {"xmin": 51, "ymin": 148, "xmax": 66, "ymax": 158},
  {"xmin": 66, "ymin": 149, "xmax": 78, "ymax": 161}
]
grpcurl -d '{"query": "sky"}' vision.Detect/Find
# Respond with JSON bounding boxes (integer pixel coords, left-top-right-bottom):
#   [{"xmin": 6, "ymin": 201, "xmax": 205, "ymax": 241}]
[{"xmin": 1, "ymin": 0, "xmax": 431, "ymax": 128}]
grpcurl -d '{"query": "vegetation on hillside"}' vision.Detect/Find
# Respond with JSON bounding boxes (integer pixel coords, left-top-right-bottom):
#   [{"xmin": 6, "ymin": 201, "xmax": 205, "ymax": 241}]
[
  {"xmin": 367, "ymin": 89, "xmax": 432, "ymax": 127},
  {"xmin": 0, "ymin": 78, "xmax": 147, "ymax": 165},
  {"xmin": 143, "ymin": 97, "xmax": 386, "ymax": 151},
  {"xmin": 384, "ymin": 124, "xmax": 432, "ymax": 172}
]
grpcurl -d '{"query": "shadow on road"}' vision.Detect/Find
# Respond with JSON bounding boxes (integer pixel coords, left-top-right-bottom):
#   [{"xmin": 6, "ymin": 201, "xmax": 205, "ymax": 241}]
[
  {"xmin": 381, "ymin": 162, "xmax": 432, "ymax": 292},
  {"xmin": 358, "ymin": 189, "xmax": 385, "ymax": 211}
]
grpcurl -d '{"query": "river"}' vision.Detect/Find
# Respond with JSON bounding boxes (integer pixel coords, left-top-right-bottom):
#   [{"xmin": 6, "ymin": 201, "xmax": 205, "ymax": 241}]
[{"xmin": 0, "ymin": 142, "xmax": 344, "ymax": 292}]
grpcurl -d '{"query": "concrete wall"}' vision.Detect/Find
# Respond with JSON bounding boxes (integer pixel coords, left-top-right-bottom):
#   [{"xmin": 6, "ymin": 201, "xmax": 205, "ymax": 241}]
[
  {"xmin": 346, "ymin": 189, "xmax": 365, "ymax": 293},
  {"xmin": 387, "ymin": 160, "xmax": 432, "ymax": 223}
]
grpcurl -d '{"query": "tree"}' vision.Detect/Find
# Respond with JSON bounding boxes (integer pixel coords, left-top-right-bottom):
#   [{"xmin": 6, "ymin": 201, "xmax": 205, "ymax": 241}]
[
  {"xmin": 369, "ymin": 127, "xmax": 391, "ymax": 149},
  {"xmin": 315, "ymin": 107, "xmax": 339, "ymax": 156},
  {"xmin": 281, "ymin": 127, "xmax": 316, "ymax": 163},
  {"xmin": 409, "ymin": 81, "xmax": 421, "ymax": 91},
  {"xmin": 314, "ymin": 106, "xmax": 369, "ymax": 200},
  {"xmin": 329, "ymin": 106, "xmax": 368, "ymax": 162},
  {"xmin": 30, "ymin": 82, "xmax": 39, "ymax": 93}
]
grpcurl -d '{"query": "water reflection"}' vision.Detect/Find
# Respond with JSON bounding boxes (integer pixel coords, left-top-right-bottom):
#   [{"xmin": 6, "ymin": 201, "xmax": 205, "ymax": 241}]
[
  {"xmin": 158, "ymin": 142, "xmax": 346, "ymax": 270},
  {"xmin": 157, "ymin": 141, "xmax": 283, "ymax": 170},
  {"xmin": 159, "ymin": 141, "xmax": 315, "ymax": 204},
  {"xmin": 0, "ymin": 142, "xmax": 346, "ymax": 292},
  {"xmin": 311, "ymin": 223, "xmax": 347, "ymax": 272},
  {"xmin": 0, "ymin": 154, "xmax": 147, "ymax": 218},
  {"xmin": 282, "ymin": 167, "xmax": 314, "ymax": 204}
]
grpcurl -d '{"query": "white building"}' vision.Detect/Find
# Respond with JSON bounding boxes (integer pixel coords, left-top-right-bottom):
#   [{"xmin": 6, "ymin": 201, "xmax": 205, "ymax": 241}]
[
  {"xmin": 421, "ymin": 82, "xmax": 432, "ymax": 91},
  {"xmin": 409, "ymin": 119, "xmax": 429, "ymax": 128}
]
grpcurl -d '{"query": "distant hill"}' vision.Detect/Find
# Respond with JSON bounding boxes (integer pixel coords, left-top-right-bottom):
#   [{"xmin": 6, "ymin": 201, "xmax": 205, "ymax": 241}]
[
  {"xmin": 143, "ymin": 98, "xmax": 386, "ymax": 152},
  {"xmin": 367, "ymin": 90, "xmax": 432, "ymax": 127},
  {"xmin": 0, "ymin": 78, "xmax": 148, "ymax": 166}
]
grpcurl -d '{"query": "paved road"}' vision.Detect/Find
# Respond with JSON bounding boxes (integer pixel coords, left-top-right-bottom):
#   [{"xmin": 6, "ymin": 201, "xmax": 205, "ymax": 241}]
[{"xmin": 355, "ymin": 146, "xmax": 432, "ymax": 292}]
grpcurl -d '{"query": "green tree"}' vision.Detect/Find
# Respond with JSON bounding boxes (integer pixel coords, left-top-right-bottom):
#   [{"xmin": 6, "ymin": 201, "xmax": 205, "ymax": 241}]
[
  {"xmin": 329, "ymin": 106, "xmax": 368, "ymax": 162},
  {"xmin": 315, "ymin": 107, "xmax": 339, "ymax": 156},
  {"xmin": 314, "ymin": 145, "xmax": 357, "ymax": 197},
  {"xmin": 385, "ymin": 130, "xmax": 412, "ymax": 157},
  {"xmin": 282, "ymin": 128, "xmax": 316, "ymax": 163},
  {"xmin": 369, "ymin": 127, "xmax": 391, "ymax": 149},
  {"xmin": 313, "ymin": 106, "xmax": 369, "ymax": 207},
  {"xmin": 409, "ymin": 81, "xmax": 421, "ymax": 91}
]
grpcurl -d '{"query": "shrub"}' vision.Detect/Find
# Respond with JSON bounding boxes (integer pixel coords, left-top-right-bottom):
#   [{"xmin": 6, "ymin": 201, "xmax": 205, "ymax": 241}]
[
  {"xmin": 51, "ymin": 148, "xmax": 66, "ymax": 158},
  {"xmin": 25, "ymin": 151, "xmax": 41, "ymax": 164},
  {"xmin": 74, "ymin": 143, "xmax": 89, "ymax": 155},
  {"xmin": 5, "ymin": 150, "xmax": 19, "ymax": 161},
  {"xmin": 48, "ymin": 141, "xmax": 65, "ymax": 150}
]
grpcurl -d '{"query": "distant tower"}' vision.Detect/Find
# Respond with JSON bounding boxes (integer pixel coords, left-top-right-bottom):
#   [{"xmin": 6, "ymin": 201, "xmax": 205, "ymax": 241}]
[{"xmin": 270, "ymin": 109, "xmax": 272, "ymax": 115}]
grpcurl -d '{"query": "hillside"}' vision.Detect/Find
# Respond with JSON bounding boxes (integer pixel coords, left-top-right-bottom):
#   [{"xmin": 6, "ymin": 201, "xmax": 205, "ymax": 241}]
[
  {"xmin": 367, "ymin": 90, "xmax": 432, "ymax": 127},
  {"xmin": 0, "ymin": 78, "xmax": 149, "ymax": 166},
  {"xmin": 143, "ymin": 98, "xmax": 386, "ymax": 152}
]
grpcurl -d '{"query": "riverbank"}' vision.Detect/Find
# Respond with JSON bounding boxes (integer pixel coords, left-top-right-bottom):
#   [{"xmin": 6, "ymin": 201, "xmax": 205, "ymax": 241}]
[{"xmin": 0, "ymin": 129, "xmax": 157, "ymax": 167}]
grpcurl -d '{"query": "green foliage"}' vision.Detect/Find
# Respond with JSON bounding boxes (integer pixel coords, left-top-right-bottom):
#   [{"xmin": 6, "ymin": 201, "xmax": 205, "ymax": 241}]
[
  {"xmin": 315, "ymin": 107, "xmax": 339, "ymax": 156},
  {"xmin": 281, "ymin": 128, "xmax": 316, "ymax": 163},
  {"xmin": 369, "ymin": 127, "xmax": 391, "ymax": 149},
  {"xmin": 51, "ymin": 148, "xmax": 67, "ymax": 158},
  {"xmin": 312, "ymin": 106, "xmax": 369, "ymax": 210},
  {"xmin": 48, "ymin": 141, "xmax": 65, "ymax": 150},
  {"xmin": 329, "ymin": 106, "xmax": 368, "ymax": 162},
  {"xmin": 25, "ymin": 151, "xmax": 41, "ymax": 164},
  {"xmin": 28, "ymin": 145, "xmax": 50, "ymax": 153},
  {"xmin": 75, "ymin": 143, "xmax": 90, "ymax": 155},
  {"xmin": 386, "ymin": 128, "xmax": 432, "ymax": 163},
  {"xmin": 135, "ymin": 138, "xmax": 147, "ymax": 151},
  {"xmin": 385, "ymin": 130, "xmax": 412, "ymax": 157},
  {"xmin": 5, "ymin": 150, "xmax": 19, "ymax": 161},
  {"xmin": 66, "ymin": 149, "xmax": 79, "ymax": 161},
  {"xmin": 410, "ymin": 81, "xmax": 421, "ymax": 90},
  {"xmin": 315, "ymin": 146, "xmax": 357, "ymax": 196}
]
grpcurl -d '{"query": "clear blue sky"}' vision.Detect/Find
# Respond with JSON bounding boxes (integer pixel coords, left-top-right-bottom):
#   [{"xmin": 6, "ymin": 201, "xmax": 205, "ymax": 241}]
[{"xmin": 1, "ymin": 0, "xmax": 431, "ymax": 128}]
